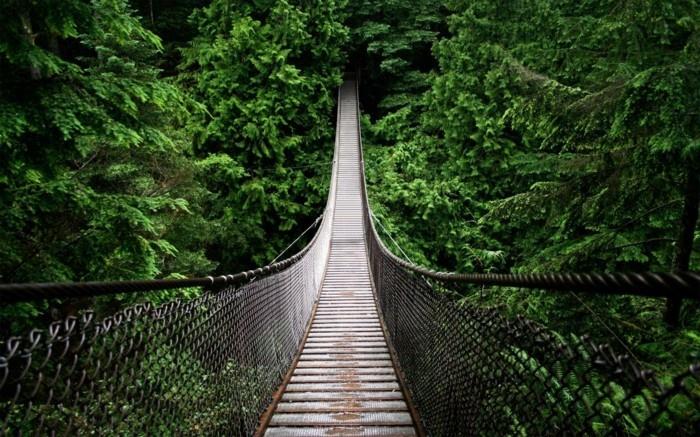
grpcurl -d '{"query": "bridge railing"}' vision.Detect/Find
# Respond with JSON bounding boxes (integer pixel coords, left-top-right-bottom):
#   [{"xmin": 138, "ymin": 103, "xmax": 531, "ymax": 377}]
[
  {"xmin": 0, "ymin": 230, "xmax": 332, "ymax": 437},
  {"xmin": 354, "ymin": 81, "xmax": 700, "ymax": 436},
  {"xmin": 0, "ymin": 94, "xmax": 341, "ymax": 437}
]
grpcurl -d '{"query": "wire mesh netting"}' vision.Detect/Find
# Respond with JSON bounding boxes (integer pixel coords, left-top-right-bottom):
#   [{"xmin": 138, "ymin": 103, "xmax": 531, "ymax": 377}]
[
  {"xmin": 365, "ymin": 222, "xmax": 700, "ymax": 435},
  {"xmin": 0, "ymin": 180, "xmax": 336, "ymax": 436},
  {"xmin": 0, "ymin": 225, "xmax": 331, "ymax": 435}
]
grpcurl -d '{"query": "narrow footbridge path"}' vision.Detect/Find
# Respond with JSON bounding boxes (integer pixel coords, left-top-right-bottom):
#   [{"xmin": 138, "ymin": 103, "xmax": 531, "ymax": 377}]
[
  {"xmin": 0, "ymin": 80, "xmax": 698, "ymax": 436},
  {"xmin": 262, "ymin": 82, "xmax": 417, "ymax": 436}
]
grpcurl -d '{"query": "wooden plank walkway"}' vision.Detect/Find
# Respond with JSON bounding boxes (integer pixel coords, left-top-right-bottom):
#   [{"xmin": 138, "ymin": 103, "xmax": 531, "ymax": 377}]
[{"xmin": 262, "ymin": 82, "xmax": 418, "ymax": 437}]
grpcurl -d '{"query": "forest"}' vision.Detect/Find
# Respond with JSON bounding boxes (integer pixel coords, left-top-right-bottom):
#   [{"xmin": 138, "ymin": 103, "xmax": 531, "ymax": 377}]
[{"xmin": 0, "ymin": 0, "xmax": 699, "ymax": 420}]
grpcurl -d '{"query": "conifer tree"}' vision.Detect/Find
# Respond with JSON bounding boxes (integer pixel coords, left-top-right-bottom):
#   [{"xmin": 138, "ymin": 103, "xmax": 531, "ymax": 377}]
[
  {"xmin": 0, "ymin": 0, "xmax": 212, "ymax": 327},
  {"xmin": 181, "ymin": 0, "xmax": 347, "ymax": 269}
]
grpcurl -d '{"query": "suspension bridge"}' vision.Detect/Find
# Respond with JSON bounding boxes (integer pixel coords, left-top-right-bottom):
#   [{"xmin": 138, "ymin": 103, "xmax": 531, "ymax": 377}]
[{"xmin": 1, "ymin": 80, "xmax": 699, "ymax": 436}]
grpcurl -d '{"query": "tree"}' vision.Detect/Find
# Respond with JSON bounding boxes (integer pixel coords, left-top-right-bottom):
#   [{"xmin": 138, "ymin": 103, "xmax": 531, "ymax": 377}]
[
  {"xmin": 180, "ymin": 0, "xmax": 347, "ymax": 269},
  {"xmin": 362, "ymin": 0, "xmax": 700, "ymax": 371},
  {"xmin": 0, "ymin": 0, "xmax": 213, "ymax": 329}
]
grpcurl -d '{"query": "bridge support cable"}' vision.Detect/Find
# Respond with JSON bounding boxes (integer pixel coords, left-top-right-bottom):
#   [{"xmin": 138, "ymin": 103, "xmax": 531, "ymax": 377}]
[{"xmin": 356, "ymin": 87, "xmax": 700, "ymax": 433}]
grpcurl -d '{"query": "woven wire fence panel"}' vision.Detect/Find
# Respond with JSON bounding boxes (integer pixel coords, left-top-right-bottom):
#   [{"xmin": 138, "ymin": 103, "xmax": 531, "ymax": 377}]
[
  {"xmin": 0, "ymin": 219, "xmax": 331, "ymax": 435},
  {"xmin": 365, "ymin": 231, "xmax": 700, "ymax": 436}
]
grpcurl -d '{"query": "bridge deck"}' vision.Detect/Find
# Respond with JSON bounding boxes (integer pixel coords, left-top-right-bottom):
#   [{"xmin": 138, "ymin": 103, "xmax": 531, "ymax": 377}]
[{"xmin": 263, "ymin": 82, "xmax": 417, "ymax": 437}]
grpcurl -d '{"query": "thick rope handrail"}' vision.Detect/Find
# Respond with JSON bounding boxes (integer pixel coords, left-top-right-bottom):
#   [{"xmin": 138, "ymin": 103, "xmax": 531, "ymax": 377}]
[
  {"xmin": 0, "ymin": 215, "xmax": 328, "ymax": 304},
  {"xmin": 372, "ymin": 241, "xmax": 700, "ymax": 299},
  {"xmin": 367, "ymin": 195, "xmax": 700, "ymax": 299},
  {"xmin": 0, "ymin": 256, "xmax": 291, "ymax": 303}
]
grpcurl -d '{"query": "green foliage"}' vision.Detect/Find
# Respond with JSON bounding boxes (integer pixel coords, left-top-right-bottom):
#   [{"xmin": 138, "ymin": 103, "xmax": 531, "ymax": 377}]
[
  {"xmin": 346, "ymin": 0, "xmax": 444, "ymax": 122},
  {"xmin": 0, "ymin": 0, "xmax": 346, "ymax": 330},
  {"xmin": 0, "ymin": 0, "xmax": 208, "ymax": 285},
  {"xmin": 360, "ymin": 0, "xmax": 700, "ymax": 376},
  {"xmin": 0, "ymin": 0, "xmax": 222, "ymax": 335},
  {"xmin": 1, "ymin": 316, "xmax": 272, "ymax": 434},
  {"xmin": 180, "ymin": 0, "xmax": 347, "ymax": 268}
]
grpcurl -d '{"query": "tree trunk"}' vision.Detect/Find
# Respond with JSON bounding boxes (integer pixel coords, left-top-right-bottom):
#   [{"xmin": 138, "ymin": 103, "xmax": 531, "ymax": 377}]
[
  {"xmin": 664, "ymin": 167, "xmax": 700, "ymax": 327},
  {"xmin": 20, "ymin": 13, "xmax": 41, "ymax": 80}
]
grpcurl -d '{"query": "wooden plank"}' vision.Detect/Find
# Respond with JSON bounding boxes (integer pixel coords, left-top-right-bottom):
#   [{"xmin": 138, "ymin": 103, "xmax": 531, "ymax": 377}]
[
  {"xmin": 285, "ymin": 382, "xmax": 400, "ymax": 392},
  {"xmin": 313, "ymin": 319, "xmax": 380, "ymax": 324},
  {"xmin": 290, "ymin": 374, "xmax": 397, "ymax": 383},
  {"xmin": 293, "ymin": 367, "xmax": 395, "ymax": 375},
  {"xmin": 269, "ymin": 412, "xmax": 413, "ymax": 426},
  {"xmin": 264, "ymin": 426, "xmax": 416, "ymax": 437},
  {"xmin": 281, "ymin": 391, "xmax": 406, "ymax": 401},
  {"xmin": 298, "ymin": 353, "xmax": 391, "ymax": 361},
  {"xmin": 302, "ymin": 342, "xmax": 387, "ymax": 348},
  {"xmin": 313, "ymin": 318, "xmax": 380, "ymax": 322},
  {"xmin": 308, "ymin": 329, "xmax": 384, "ymax": 334},
  {"xmin": 295, "ymin": 360, "xmax": 393, "ymax": 368},
  {"xmin": 317, "ymin": 300, "xmax": 375, "ymax": 304},
  {"xmin": 315, "ymin": 308, "xmax": 376, "ymax": 311},
  {"xmin": 310, "ymin": 325, "xmax": 382, "ymax": 330},
  {"xmin": 302, "ymin": 347, "xmax": 389, "ymax": 354},
  {"xmin": 314, "ymin": 314, "xmax": 379, "ymax": 317},
  {"xmin": 275, "ymin": 400, "xmax": 408, "ymax": 413},
  {"xmin": 315, "ymin": 304, "xmax": 376, "ymax": 308},
  {"xmin": 313, "ymin": 316, "xmax": 378, "ymax": 320},
  {"xmin": 306, "ymin": 338, "xmax": 385, "ymax": 343},
  {"xmin": 314, "ymin": 310, "xmax": 377, "ymax": 313},
  {"xmin": 308, "ymin": 327, "xmax": 380, "ymax": 331},
  {"xmin": 312, "ymin": 321, "xmax": 380, "ymax": 325}
]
